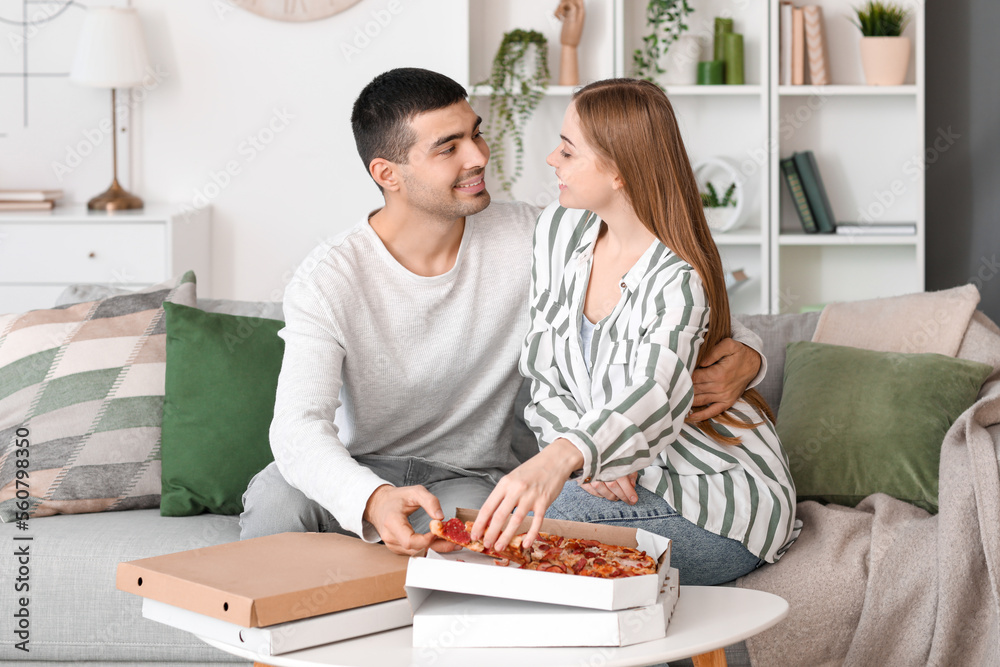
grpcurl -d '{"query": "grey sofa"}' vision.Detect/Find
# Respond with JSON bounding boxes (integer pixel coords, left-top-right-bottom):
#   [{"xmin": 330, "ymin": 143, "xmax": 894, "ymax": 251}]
[{"xmin": 0, "ymin": 286, "xmax": 819, "ymax": 665}]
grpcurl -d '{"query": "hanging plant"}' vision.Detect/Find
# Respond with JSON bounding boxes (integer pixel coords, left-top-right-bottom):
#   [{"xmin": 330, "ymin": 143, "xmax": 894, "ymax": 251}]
[
  {"xmin": 632, "ymin": 0, "xmax": 695, "ymax": 82},
  {"xmin": 481, "ymin": 29, "xmax": 550, "ymax": 195}
]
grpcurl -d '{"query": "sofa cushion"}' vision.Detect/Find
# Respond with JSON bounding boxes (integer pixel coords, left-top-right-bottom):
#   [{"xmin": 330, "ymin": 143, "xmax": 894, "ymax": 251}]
[
  {"xmin": 160, "ymin": 302, "xmax": 282, "ymax": 516},
  {"xmin": 735, "ymin": 311, "xmax": 821, "ymax": 415},
  {"xmin": 776, "ymin": 341, "xmax": 992, "ymax": 512},
  {"xmin": 55, "ymin": 283, "xmax": 284, "ymax": 321},
  {"xmin": 0, "ymin": 272, "xmax": 197, "ymax": 521},
  {"xmin": 0, "ymin": 510, "xmax": 244, "ymax": 663}
]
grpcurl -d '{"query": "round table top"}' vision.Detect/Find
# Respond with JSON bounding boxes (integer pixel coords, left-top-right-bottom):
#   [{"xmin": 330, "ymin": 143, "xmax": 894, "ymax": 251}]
[{"xmin": 199, "ymin": 585, "xmax": 788, "ymax": 667}]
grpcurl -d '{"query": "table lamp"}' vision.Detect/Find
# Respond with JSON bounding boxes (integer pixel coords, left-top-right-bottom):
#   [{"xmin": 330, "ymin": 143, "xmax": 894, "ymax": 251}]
[{"xmin": 70, "ymin": 7, "xmax": 151, "ymax": 211}]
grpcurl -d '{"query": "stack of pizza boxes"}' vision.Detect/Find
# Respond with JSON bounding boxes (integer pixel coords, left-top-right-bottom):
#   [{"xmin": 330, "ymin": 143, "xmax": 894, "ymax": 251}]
[{"xmin": 405, "ymin": 508, "xmax": 679, "ymax": 648}]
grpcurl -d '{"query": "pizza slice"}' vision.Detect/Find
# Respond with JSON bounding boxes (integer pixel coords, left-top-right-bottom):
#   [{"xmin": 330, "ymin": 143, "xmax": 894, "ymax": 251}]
[{"xmin": 428, "ymin": 518, "xmax": 658, "ymax": 578}]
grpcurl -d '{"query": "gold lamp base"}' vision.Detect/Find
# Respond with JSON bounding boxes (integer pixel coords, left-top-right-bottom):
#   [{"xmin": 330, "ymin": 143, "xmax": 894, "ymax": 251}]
[{"xmin": 87, "ymin": 179, "xmax": 144, "ymax": 211}]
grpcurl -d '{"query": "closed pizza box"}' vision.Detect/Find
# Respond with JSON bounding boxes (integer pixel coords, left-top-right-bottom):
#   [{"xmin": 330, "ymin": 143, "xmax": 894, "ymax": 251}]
[
  {"xmin": 405, "ymin": 508, "xmax": 671, "ymax": 612},
  {"xmin": 142, "ymin": 596, "xmax": 413, "ymax": 655},
  {"xmin": 117, "ymin": 532, "xmax": 409, "ymax": 627},
  {"xmin": 410, "ymin": 567, "xmax": 680, "ymax": 648}
]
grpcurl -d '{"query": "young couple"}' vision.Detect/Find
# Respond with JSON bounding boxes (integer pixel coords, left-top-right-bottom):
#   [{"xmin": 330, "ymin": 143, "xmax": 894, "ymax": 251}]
[{"xmin": 240, "ymin": 68, "xmax": 798, "ymax": 586}]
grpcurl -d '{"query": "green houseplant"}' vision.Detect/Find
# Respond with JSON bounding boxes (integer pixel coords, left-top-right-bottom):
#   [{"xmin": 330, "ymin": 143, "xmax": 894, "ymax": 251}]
[
  {"xmin": 632, "ymin": 0, "xmax": 695, "ymax": 82},
  {"xmin": 849, "ymin": 1, "xmax": 913, "ymax": 85},
  {"xmin": 481, "ymin": 29, "xmax": 550, "ymax": 195}
]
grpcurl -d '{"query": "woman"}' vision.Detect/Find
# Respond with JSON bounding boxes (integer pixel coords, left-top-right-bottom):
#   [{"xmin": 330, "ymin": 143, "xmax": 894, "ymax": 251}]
[{"xmin": 471, "ymin": 79, "xmax": 798, "ymax": 585}]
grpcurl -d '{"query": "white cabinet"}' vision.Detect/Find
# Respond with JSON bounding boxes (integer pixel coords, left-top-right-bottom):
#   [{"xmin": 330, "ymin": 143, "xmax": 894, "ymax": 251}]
[
  {"xmin": 0, "ymin": 204, "xmax": 211, "ymax": 313},
  {"xmin": 465, "ymin": 0, "xmax": 924, "ymax": 314}
]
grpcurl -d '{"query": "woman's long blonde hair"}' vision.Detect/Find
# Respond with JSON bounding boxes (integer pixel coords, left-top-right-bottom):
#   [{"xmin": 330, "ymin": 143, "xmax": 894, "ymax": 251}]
[{"xmin": 573, "ymin": 78, "xmax": 773, "ymax": 444}]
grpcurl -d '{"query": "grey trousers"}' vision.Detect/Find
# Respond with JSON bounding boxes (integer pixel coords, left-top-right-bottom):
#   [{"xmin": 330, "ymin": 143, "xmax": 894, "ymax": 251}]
[{"xmin": 239, "ymin": 455, "xmax": 501, "ymax": 541}]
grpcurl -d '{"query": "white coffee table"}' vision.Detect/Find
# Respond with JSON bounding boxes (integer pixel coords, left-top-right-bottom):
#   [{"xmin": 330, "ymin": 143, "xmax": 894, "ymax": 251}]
[{"xmin": 197, "ymin": 586, "xmax": 787, "ymax": 667}]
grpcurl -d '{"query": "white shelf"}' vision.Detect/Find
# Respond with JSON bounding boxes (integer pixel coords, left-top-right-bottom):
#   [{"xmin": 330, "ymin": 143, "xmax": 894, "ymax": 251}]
[
  {"xmin": 778, "ymin": 85, "xmax": 918, "ymax": 96},
  {"xmin": 713, "ymin": 232, "xmax": 764, "ymax": 246},
  {"xmin": 778, "ymin": 232, "xmax": 919, "ymax": 246},
  {"xmin": 469, "ymin": 85, "xmax": 579, "ymax": 97},
  {"xmin": 664, "ymin": 85, "xmax": 763, "ymax": 96}
]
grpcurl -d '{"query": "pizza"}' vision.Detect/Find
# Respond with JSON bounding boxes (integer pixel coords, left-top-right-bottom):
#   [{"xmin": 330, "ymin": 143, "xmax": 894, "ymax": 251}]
[{"xmin": 429, "ymin": 518, "xmax": 658, "ymax": 579}]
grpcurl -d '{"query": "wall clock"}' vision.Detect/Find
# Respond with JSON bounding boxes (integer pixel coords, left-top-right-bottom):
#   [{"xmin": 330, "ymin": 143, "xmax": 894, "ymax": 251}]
[{"xmin": 231, "ymin": 0, "xmax": 363, "ymax": 22}]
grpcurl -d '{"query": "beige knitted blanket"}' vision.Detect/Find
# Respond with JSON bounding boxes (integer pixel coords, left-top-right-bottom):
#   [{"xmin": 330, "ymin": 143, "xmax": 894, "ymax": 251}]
[{"xmin": 739, "ymin": 291, "xmax": 1000, "ymax": 666}]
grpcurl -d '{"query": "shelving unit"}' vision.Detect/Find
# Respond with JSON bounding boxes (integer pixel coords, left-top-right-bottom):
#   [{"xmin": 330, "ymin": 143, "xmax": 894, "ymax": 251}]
[
  {"xmin": 464, "ymin": 0, "xmax": 924, "ymax": 314},
  {"xmin": 769, "ymin": 0, "xmax": 924, "ymax": 312}
]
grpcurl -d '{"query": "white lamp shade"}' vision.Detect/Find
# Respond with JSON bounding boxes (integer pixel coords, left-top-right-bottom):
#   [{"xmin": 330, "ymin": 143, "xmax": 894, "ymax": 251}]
[{"xmin": 70, "ymin": 8, "xmax": 151, "ymax": 88}]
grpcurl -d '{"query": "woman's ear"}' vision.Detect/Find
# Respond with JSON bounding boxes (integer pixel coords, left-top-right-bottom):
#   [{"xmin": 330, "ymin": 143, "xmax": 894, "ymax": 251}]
[{"xmin": 611, "ymin": 174, "xmax": 625, "ymax": 191}]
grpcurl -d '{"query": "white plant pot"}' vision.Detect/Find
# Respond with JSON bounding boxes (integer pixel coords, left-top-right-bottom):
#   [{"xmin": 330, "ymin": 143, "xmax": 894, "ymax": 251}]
[
  {"xmin": 693, "ymin": 157, "xmax": 748, "ymax": 233},
  {"xmin": 859, "ymin": 36, "xmax": 911, "ymax": 85},
  {"xmin": 659, "ymin": 35, "xmax": 701, "ymax": 85},
  {"xmin": 703, "ymin": 206, "xmax": 739, "ymax": 232}
]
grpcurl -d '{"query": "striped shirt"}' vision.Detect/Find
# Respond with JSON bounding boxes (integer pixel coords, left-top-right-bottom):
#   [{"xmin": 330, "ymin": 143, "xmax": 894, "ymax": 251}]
[{"xmin": 520, "ymin": 204, "xmax": 798, "ymax": 562}]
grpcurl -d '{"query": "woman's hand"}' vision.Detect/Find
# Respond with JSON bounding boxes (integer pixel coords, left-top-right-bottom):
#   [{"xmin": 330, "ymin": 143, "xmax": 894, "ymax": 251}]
[
  {"xmin": 471, "ymin": 438, "xmax": 584, "ymax": 552},
  {"xmin": 580, "ymin": 472, "xmax": 639, "ymax": 504}
]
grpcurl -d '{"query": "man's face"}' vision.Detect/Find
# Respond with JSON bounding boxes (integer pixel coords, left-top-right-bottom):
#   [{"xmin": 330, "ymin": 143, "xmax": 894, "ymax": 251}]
[{"xmin": 396, "ymin": 100, "xmax": 491, "ymax": 220}]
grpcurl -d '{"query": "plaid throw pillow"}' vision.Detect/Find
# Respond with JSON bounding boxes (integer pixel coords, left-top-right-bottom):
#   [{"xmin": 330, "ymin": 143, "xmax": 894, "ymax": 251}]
[{"xmin": 0, "ymin": 271, "xmax": 197, "ymax": 520}]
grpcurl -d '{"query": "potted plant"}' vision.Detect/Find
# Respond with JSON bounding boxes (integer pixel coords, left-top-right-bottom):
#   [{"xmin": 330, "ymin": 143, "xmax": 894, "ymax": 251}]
[
  {"xmin": 849, "ymin": 1, "xmax": 913, "ymax": 85},
  {"xmin": 481, "ymin": 29, "xmax": 549, "ymax": 195},
  {"xmin": 632, "ymin": 0, "xmax": 695, "ymax": 83},
  {"xmin": 700, "ymin": 181, "xmax": 739, "ymax": 231}
]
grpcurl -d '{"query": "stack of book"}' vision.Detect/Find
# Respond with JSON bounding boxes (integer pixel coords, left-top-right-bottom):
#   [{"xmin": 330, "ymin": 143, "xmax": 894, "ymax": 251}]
[
  {"xmin": 0, "ymin": 190, "xmax": 63, "ymax": 211},
  {"xmin": 780, "ymin": 2, "xmax": 829, "ymax": 86},
  {"xmin": 780, "ymin": 150, "xmax": 836, "ymax": 234}
]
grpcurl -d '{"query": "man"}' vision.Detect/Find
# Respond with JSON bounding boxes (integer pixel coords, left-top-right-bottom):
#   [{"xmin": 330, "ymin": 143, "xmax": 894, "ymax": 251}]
[{"xmin": 239, "ymin": 68, "xmax": 765, "ymax": 556}]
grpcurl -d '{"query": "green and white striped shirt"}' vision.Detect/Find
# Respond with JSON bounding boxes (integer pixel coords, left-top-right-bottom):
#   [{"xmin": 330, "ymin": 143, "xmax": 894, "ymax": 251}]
[{"xmin": 520, "ymin": 204, "xmax": 798, "ymax": 562}]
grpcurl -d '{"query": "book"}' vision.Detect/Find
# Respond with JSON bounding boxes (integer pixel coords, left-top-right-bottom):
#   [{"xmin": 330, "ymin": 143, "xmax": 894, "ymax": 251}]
[
  {"xmin": 835, "ymin": 223, "xmax": 917, "ymax": 235},
  {"xmin": 803, "ymin": 6, "xmax": 829, "ymax": 85},
  {"xmin": 0, "ymin": 189, "xmax": 62, "ymax": 202},
  {"xmin": 0, "ymin": 200, "xmax": 56, "ymax": 211},
  {"xmin": 780, "ymin": 2, "xmax": 794, "ymax": 86},
  {"xmin": 780, "ymin": 157, "xmax": 819, "ymax": 233},
  {"xmin": 792, "ymin": 150, "xmax": 836, "ymax": 233},
  {"xmin": 142, "ymin": 597, "xmax": 413, "ymax": 656},
  {"xmin": 792, "ymin": 7, "xmax": 805, "ymax": 85}
]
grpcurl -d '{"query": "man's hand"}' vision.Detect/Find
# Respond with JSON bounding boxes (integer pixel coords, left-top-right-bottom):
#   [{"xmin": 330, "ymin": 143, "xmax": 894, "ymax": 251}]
[
  {"xmin": 363, "ymin": 484, "xmax": 454, "ymax": 556},
  {"xmin": 580, "ymin": 472, "xmax": 638, "ymax": 504},
  {"xmin": 689, "ymin": 338, "xmax": 762, "ymax": 422}
]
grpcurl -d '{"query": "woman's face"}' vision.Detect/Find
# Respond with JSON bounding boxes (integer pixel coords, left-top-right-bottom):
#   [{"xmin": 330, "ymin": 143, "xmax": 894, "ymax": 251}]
[{"xmin": 546, "ymin": 102, "xmax": 619, "ymax": 212}]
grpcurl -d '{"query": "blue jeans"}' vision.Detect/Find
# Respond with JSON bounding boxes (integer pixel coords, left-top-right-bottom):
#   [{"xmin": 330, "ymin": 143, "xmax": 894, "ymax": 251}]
[
  {"xmin": 239, "ymin": 456, "xmax": 499, "ymax": 540},
  {"xmin": 547, "ymin": 480, "xmax": 764, "ymax": 586}
]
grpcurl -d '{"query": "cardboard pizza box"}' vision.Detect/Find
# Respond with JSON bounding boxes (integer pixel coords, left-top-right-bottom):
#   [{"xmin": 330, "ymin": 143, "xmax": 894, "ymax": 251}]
[
  {"xmin": 410, "ymin": 567, "xmax": 680, "ymax": 648},
  {"xmin": 405, "ymin": 508, "xmax": 671, "ymax": 612},
  {"xmin": 141, "ymin": 596, "xmax": 413, "ymax": 655},
  {"xmin": 117, "ymin": 532, "xmax": 409, "ymax": 627}
]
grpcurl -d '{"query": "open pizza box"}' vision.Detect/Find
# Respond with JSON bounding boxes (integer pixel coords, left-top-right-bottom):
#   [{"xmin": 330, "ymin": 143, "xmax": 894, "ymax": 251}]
[
  {"xmin": 410, "ymin": 567, "xmax": 680, "ymax": 648},
  {"xmin": 405, "ymin": 508, "xmax": 671, "ymax": 612}
]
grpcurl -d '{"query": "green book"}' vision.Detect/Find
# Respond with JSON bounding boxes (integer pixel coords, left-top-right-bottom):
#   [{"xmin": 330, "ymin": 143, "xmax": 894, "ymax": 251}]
[
  {"xmin": 780, "ymin": 158, "xmax": 819, "ymax": 233},
  {"xmin": 793, "ymin": 150, "xmax": 837, "ymax": 233}
]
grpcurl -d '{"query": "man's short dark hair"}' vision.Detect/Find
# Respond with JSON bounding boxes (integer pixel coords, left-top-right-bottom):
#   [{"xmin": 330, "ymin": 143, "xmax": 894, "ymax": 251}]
[{"xmin": 351, "ymin": 68, "xmax": 468, "ymax": 181}]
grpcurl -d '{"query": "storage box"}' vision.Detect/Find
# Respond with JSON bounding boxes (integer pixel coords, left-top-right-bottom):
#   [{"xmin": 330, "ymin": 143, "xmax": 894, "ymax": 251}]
[
  {"xmin": 142, "ymin": 596, "xmax": 413, "ymax": 655},
  {"xmin": 410, "ymin": 567, "xmax": 680, "ymax": 648},
  {"xmin": 117, "ymin": 532, "xmax": 409, "ymax": 627},
  {"xmin": 405, "ymin": 509, "xmax": 671, "ymax": 611}
]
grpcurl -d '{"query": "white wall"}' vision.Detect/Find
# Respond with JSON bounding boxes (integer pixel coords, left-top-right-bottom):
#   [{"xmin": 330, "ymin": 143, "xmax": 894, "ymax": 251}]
[{"xmin": 133, "ymin": 0, "xmax": 469, "ymax": 301}]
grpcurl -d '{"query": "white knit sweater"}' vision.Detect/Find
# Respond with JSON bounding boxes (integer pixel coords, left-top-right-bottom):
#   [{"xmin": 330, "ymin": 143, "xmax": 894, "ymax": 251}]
[{"xmin": 269, "ymin": 201, "xmax": 539, "ymax": 541}]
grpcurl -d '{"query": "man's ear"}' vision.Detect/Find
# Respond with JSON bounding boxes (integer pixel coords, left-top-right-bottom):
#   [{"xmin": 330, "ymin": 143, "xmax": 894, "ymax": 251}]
[{"xmin": 370, "ymin": 158, "xmax": 401, "ymax": 192}]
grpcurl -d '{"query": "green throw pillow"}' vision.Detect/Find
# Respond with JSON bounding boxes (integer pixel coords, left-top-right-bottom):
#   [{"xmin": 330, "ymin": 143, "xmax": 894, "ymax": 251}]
[
  {"xmin": 160, "ymin": 302, "xmax": 284, "ymax": 516},
  {"xmin": 777, "ymin": 341, "xmax": 992, "ymax": 513}
]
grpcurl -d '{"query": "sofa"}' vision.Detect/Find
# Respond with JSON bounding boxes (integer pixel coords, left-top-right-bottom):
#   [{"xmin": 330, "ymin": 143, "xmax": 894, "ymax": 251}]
[{"xmin": 1, "ymin": 283, "xmax": 996, "ymax": 666}]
